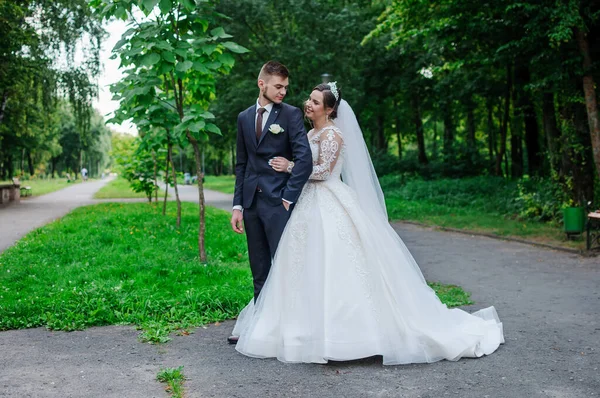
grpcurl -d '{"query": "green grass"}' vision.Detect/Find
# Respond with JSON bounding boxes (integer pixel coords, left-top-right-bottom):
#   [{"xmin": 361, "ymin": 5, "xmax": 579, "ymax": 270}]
[
  {"xmin": 0, "ymin": 202, "xmax": 251, "ymax": 341},
  {"xmin": 0, "ymin": 201, "xmax": 473, "ymax": 342},
  {"xmin": 427, "ymin": 282, "xmax": 473, "ymax": 307},
  {"xmin": 94, "ymin": 178, "xmax": 164, "ymax": 199},
  {"xmin": 1, "ymin": 178, "xmax": 81, "ymax": 196},
  {"xmin": 157, "ymin": 366, "xmax": 185, "ymax": 398},
  {"xmin": 203, "ymin": 175, "xmax": 235, "ymax": 194},
  {"xmin": 381, "ymin": 175, "xmax": 588, "ymax": 250}
]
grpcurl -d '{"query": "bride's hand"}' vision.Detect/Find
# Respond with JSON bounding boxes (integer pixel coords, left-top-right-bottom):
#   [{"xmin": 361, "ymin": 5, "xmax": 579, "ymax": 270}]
[{"xmin": 269, "ymin": 157, "xmax": 292, "ymax": 173}]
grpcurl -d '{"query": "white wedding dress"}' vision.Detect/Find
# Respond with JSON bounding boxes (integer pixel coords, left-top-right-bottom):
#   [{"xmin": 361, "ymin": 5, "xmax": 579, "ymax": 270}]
[{"xmin": 232, "ymin": 119, "xmax": 504, "ymax": 365}]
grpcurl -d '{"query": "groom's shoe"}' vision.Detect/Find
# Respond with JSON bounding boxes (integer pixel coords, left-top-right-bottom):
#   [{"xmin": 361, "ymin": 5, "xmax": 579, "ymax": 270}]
[{"xmin": 227, "ymin": 335, "xmax": 239, "ymax": 344}]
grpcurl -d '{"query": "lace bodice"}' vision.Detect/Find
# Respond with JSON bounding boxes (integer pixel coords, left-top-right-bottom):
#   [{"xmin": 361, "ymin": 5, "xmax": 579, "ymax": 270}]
[{"xmin": 307, "ymin": 126, "xmax": 344, "ymax": 181}]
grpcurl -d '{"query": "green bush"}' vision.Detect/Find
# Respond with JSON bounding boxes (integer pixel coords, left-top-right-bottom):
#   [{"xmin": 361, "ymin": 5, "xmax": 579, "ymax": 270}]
[
  {"xmin": 515, "ymin": 177, "xmax": 569, "ymax": 222},
  {"xmin": 381, "ymin": 175, "xmax": 520, "ymax": 216}
]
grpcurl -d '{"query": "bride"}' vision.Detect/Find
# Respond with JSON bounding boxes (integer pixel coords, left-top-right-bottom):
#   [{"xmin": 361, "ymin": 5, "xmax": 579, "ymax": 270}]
[{"xmin": 231, "ymin": 82, "xmax": 504, "ymax": 365}]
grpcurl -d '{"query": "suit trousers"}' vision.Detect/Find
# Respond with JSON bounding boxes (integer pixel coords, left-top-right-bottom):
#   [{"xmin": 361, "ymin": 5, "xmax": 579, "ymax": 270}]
[{"xmin": 243, "ymin": 192, "xmax": 292, "ymax": 301}]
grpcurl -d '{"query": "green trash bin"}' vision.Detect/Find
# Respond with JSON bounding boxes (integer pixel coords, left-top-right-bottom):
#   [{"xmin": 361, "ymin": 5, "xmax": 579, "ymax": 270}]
[{"xmin": 563, "ymin": 206, "xmax": 585, "ymax": 235}]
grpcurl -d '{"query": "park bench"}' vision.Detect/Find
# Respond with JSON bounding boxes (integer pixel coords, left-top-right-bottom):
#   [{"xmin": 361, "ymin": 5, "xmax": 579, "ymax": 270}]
[
  {"xmin": 0, "ymin": 180, "xmax": 20, "ymax": 206},
  {"xmin": 12, "ymin": 178, "xmax": 32, "ymax": 197},
  {"xmin": 587, "ymin": 211, "xmax": 600, "ymax": 251}
]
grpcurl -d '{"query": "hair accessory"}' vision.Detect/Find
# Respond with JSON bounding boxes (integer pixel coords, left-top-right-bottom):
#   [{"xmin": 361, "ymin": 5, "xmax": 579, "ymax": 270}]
[{"xmin": 328, "ymin": 81, "xmax": 339, "ymax": 101}]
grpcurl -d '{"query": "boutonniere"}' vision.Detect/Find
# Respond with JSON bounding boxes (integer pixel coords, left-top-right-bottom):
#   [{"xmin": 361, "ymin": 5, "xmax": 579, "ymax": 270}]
[{"xmin": 269, "ymin": 124, "xmax": 284, "ymax": 134}]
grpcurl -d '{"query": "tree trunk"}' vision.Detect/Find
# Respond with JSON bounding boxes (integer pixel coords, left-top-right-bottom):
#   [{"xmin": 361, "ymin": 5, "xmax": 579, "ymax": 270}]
[
  {"xmin": 188, "ymin": 134, "xmax": 207, "ymax": 262},
  {"xmin": 169, "ymin": 143, "xmax": 182, "ymax": 227},
  {"xmin": 542, "ymin": 92, "xmax": 561, "ymax": 173},
  {"xmin": 496, "ymin": 63, "xmax": 512, "ymax": 176},
  {"xmin": 411, "ymin": 93, "xmax": 428, "ymax": 164},
  {"xmin": 7, "ymin": 154, "xmax": 14, "ymax": 179},
  {"xmin": 511, "ymin": 80, "xmax": 524, "ymax": 178},
  {"xmin": 51, "ymin": 157, "xmax": 57, "ymax": 178},
  {"xmin": 393, "ymin": 99, "xmax": 402, "ymax": 160},
  {"xmin": 573, "ymin": 104, "xmax": 595, "ymax": 205},
  {"xmin": 172, "ymin": 72, "xmax": 206, "ymax": 262},
  {"xmin": 514, "ymin": 63, "xmax": 542, "ymax": 176},
  {"xmin": 230, "ymin": 142, "xmax": 235, "ymax": 175},
  {"xmin": 486, "ymin": 100, "xmax": 496, "ymax": 170},
  {"xmin": 432, "ymin": 113, "xmax": 438, "ymax": 160},
  {"xmin": 152, "ymin": 151, "xmax": 158, "ymax": 203},
  {"xmin": 443, "ymin": 103, "xmax": 454, "ymax": 157},
  {"xmin": 466, "ymin": 97, "xmax": 476, "ymax": 152},
  {"xmin": 163, "ymin": 144, "xmax": 170, "ymax": 216},
  {"xmin": 27, "ymin": 150, "xmax": 34, "ymax": 176},
  {"xmin": 376, "ymin": 112, "xmax": 387, "ymax": 151},
  {"xmin": 0, "ymin": 90, "xmax": 8, "ymax": 125},
  {"xmin": 575, "ymin": 28, "xmax": 600, "ymax": 180}
]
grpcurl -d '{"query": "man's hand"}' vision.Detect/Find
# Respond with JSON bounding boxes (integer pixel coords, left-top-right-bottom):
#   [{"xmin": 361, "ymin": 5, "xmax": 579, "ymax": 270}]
[
  {"xmin": 269, "ymin": 156, "xmax": 291, "ymax": 173},
  {"xmin": 231, "ymin": 209, "xmax": 244, "ymax": 234},
  {"xmin": 282, "ymin": 201, "xmax": 290, "ymax": 211}
]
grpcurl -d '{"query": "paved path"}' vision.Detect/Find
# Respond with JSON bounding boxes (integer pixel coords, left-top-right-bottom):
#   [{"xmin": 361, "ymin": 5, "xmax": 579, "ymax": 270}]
[{"xmin": 0, "ymin": 183, "xmax": 598, "ymax": 397}]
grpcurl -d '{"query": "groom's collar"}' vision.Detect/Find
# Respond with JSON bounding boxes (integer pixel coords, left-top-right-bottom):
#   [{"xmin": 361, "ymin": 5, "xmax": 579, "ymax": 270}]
[{"xmin": 255, "ymin": 99, "xmax": 274, "ymax": 114}]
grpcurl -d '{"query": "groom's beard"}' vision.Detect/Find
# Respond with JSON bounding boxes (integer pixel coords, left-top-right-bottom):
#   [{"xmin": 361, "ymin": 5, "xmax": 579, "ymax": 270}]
[{"xmin": 261, "ymin": 87, "xmax": 280, "ymax": 104}]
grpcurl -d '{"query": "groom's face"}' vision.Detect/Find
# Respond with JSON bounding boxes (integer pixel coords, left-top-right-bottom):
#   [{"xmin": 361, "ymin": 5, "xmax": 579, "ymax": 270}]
[{"xmin": 259, "ymin": 75, "xmax": 289, "ymax": 105}]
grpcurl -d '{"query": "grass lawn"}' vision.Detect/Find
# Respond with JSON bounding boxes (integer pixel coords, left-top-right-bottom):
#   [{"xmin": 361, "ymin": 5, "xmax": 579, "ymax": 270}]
[
  {"xmin": 94, "ymin": 177, "xmax": 164, "ymax": 199},
  {"xmin": 381, "ymin": 175, "xmax": 588, "ymax": 251},
  {"xmin": 203, "ymin": 175, "xmax": 235, "ymax": 194},
  {"xmin": 0, "ymin": 202, "xmax": 472, "ymax": 342},
  {"xmin": 384, "ymin": 198, "xmax": 586, "ymax": 250},
  {"xmin": 1, "ymin": 178, "xmax": 81, "ymax": 197}
]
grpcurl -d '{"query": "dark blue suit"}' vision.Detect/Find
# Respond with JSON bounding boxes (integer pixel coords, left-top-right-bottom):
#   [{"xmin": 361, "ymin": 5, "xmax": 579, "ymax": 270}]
[{"xmin": 234, "ymin": 102, "xmax": 312, "ymax": 300}]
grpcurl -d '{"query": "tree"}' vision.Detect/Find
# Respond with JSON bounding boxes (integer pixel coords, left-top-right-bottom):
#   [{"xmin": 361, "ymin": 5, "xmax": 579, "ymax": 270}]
[
  {"xmin": 93, "ymin": 0, "xmax": 248, "ymax": 262},
  {"xmin": 0, "ymin": 0, "xmax": 103, "ymax": 179}
]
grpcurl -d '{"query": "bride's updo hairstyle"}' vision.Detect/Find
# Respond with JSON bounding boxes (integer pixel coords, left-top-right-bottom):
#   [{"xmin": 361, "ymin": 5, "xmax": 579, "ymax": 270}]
[{"xmin": 313, "ymin": 83, "xmax": 342, "ymax": 119}]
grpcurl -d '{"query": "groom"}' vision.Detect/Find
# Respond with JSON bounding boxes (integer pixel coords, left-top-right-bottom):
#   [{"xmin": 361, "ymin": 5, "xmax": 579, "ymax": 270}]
[{"xmin": 229, "ymin": 61, "xmax": 312, "ymax": 343}]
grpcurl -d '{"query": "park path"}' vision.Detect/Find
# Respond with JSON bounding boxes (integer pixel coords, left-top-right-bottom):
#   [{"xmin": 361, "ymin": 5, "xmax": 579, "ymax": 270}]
[{"xmin": 1, "ymin": 182, "xmax": 599, "ymax": 397}]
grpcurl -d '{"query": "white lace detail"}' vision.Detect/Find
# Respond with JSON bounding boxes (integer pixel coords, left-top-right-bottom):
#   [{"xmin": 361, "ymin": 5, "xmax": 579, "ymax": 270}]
[{"xmin": 308, "ymin": 126, "xmax": 344, "ymax": 181}]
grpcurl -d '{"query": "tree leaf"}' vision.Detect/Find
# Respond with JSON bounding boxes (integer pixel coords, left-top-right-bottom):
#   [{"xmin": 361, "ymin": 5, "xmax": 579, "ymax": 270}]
[
  {"xmin": 113, "ymin": 37, "xmax": 129, "ymax": 51},
  {"xmin": 210, "ymin": 27, "xmax": 233, "ymax": 39},
  {"xmin": 179, "ymin": 0, "xmax": 196, "ymax": 12},
  {"xmin": 200, "ymin": 44, "xmax": 217, "ymax": 55},
  {"xmin": 222, "ymin": 41, "xmax": 250, "ymax": 54},
  {"xmin": 176, "ymin": 60, "xmax": 194, "ymax": 72},
  {"xmin": 204, "ymin": 123, "xmax": 221, "ymax": 135},
  {"xmin": 192, "ymin": 61, "xmax": 209, "ymax": 73},
  {"xmin": 162, "ymin": 51, "xmax": 176, "ymax": 63},
  {"xmin": 142, "ymin": 0, "xmax": 160, "ymax": 13},
  {"xmin": 188, "ymin": 121, "xmax": 206, "ymax": 133},
  {"xmin": 159, "ymin": 62, "xmax": 173, "ymax": 74},
  {"xmin": 115, "ymin": 6, "xmax": 127, "ymax": 20},
  {"xmin": 204, "ymin": 61, "xmax": 221, "ymax": 70},
  {"xmin": 174, "ymin": 48, "xmax": 189, "ymax": 58},
  {"xmin": 218, "ymin": 53, "xmax": 235, "ymax": 68},
  {"xmin": 158, "ymin": 0, "xmax": 172, "ymax": 14},
  {"xmin": 141, "ymin": 53, "xmax": 161, "ymax": 67}
]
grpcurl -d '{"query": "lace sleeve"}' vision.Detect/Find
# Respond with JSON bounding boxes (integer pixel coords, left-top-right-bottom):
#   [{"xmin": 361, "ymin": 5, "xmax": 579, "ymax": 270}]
[{"xmin": 309, "ymin": 128, "xmax": 344, "ymax": 180}]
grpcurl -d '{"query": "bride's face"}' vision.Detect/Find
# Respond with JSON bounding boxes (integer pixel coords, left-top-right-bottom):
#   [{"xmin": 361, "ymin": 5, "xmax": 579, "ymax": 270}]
[{"xmin": 304, "ymin": 90, "xmax": 329, "ymax": 122}]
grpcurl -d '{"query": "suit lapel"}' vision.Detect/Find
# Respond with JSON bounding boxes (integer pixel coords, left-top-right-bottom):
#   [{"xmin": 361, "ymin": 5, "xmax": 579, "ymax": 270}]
[
  {"xmin": 257, "ymin": 103, "xmax": 282, "ymax": 148},
  {"xmin": 246, "ymin": 105, "xmax": 257, "ymax": 148}
]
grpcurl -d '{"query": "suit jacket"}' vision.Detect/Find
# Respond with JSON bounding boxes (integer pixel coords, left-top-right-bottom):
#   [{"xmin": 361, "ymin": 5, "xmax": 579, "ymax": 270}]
[{"xmin": 233, "ymin": 102, "xmax": 312, "ymax": 208}]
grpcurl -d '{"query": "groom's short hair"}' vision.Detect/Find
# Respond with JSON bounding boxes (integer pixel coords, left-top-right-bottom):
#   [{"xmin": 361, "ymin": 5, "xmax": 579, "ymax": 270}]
[{"xmin": 258, "ymin": 61, "xmax": 289, "ymax": 82}]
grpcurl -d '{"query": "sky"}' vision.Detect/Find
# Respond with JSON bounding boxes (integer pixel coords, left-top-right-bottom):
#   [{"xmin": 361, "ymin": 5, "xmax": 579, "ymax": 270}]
[{"xmin": 91, "ymin": 18, "xmax": 138, "ymax": 135}]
